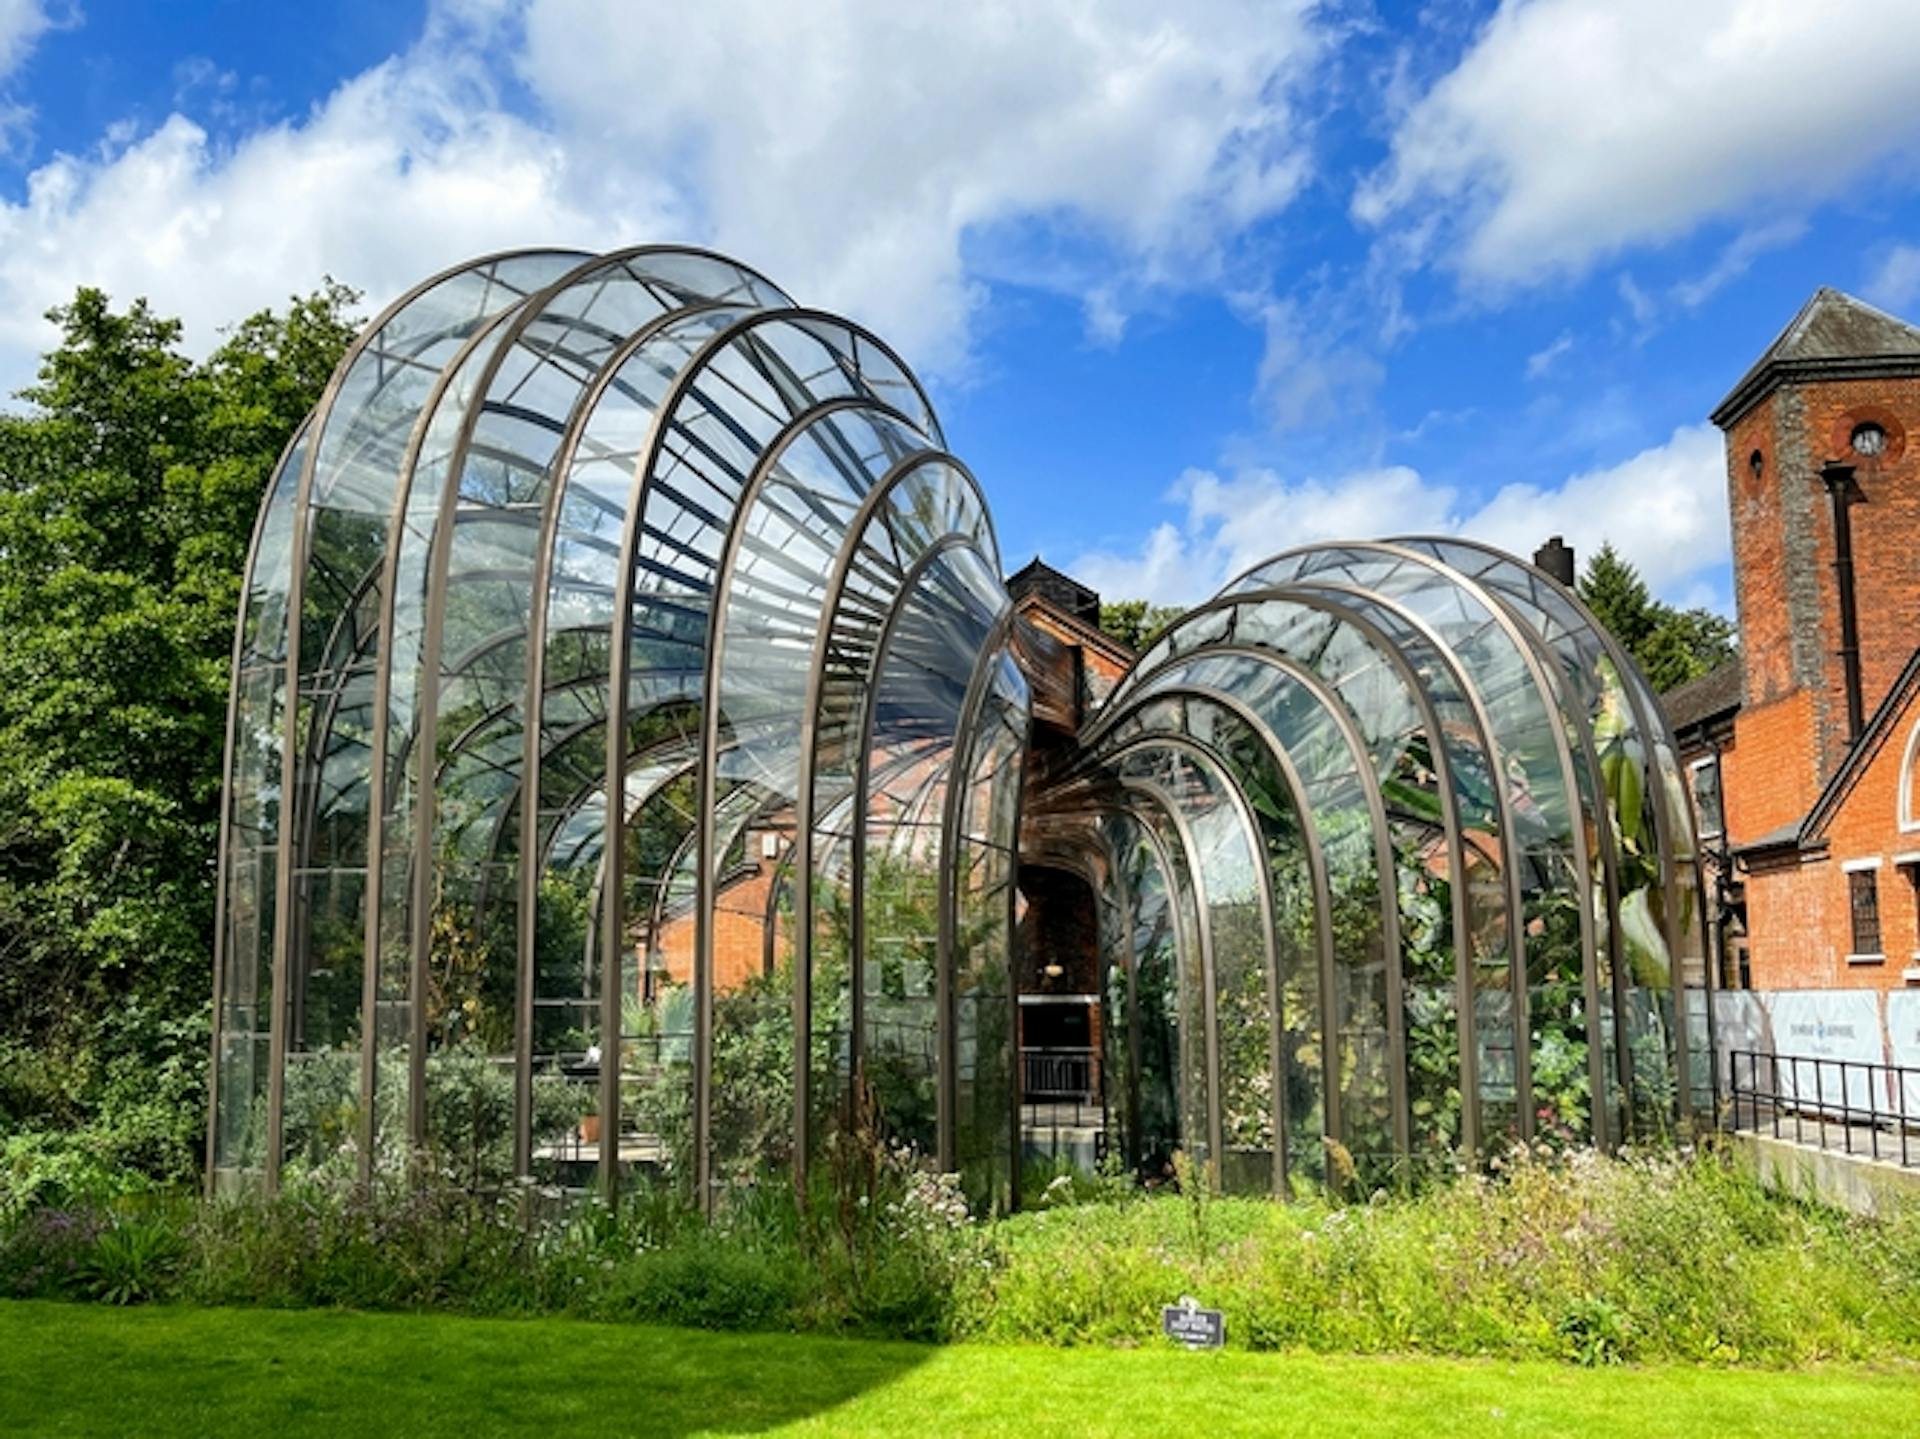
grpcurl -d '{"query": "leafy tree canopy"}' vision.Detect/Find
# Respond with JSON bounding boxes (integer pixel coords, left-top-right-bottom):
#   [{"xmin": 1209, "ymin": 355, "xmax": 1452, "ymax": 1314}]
[
  {"xmin": 1576, "ymin": 542, "xmax": 1737, "ymax": 693},
  {"xmin": 0, "ymin": 283, "xmax": 358, "ymax": 1205},
  {"xmin": 1097, "ymin": 598, "xmax": 1184, "ymax": 651}
]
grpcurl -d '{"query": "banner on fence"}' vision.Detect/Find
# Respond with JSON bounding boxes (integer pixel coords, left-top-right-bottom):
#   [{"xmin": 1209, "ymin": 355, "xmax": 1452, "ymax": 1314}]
[
  {"xmin": 1759, "ymin": 990, "xmax": 1883, "ymax": 1115},
  {"xmin": 1883, "ymin": 991, "xmax": 1920, "ymax": 1118}
]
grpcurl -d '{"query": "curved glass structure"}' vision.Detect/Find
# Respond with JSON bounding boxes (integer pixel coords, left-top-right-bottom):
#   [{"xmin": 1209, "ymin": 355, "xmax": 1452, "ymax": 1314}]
[
  {"xmin": 1034, "ymin": 539, "xmax": 1712, "ymax": 1192},
  {"xmin": 208, "ymin": 247, "xmax": 1027, "ymax": 1212},
  {"xmin": 212, "ymin": 248, "xmax": 1708, "ymax": 1211}
]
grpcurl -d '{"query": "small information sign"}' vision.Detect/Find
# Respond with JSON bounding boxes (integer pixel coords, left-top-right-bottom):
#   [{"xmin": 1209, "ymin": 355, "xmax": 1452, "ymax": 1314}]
[{"xmin": 1161, "ymin": 1297, "xmax": 1225, "ymax": 1350}]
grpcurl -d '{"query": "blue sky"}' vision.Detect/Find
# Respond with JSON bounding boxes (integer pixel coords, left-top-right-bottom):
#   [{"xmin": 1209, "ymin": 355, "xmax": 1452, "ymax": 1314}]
[{"xmin": 5, "ymin": 0, "xmax": 1920, "ymax": 612}]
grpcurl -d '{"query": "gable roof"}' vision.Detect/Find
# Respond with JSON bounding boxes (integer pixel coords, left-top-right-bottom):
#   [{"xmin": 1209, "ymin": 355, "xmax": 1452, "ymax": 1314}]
[
  {"xmin": 1007, "ymin": 556, "xmax": 1102, "ymax": 623},
  {"xmin": 1662, "ymin": 657, "xmax": 1742, "ymax": 735},
  {"xmin": 1711, "ymin": 288, "xmax": 1920, "ymax": 428},
  {"xmin": 1799, "ymin": 645, "xmax": 1920, "ymax": 844}
]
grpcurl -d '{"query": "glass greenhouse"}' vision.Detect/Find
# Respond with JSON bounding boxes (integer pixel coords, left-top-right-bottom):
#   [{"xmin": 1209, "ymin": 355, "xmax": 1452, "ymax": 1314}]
[{"xmin": 209, "ymin": 246, "xmax": 1712, "ymax": 1211}]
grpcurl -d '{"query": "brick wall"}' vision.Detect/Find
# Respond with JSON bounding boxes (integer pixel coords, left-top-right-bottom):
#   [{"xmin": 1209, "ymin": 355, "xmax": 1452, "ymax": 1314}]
[
  {"xmin": 1744, "ymin": 705, "xmax": 1920, "ymax": 989},
  {"xmin": 1725, "ymin": 691, "xmax": 1818, "ymax": 840},
  {"xmin": 1729, "ymin": 378, "xmax": 1920, "ymax": 791},
  {"xmin": 649, "ymin": 846, "xmax": 786, "ymax": 996}
]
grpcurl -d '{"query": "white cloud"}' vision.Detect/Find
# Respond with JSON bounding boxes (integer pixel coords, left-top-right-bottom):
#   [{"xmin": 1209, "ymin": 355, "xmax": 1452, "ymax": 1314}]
[
  {"xmin": 0, "ymin": 30, "xmax": 682, "ymax": 397},
  {"xmin": 1865, "ymin": 245, "xmax": 1920, "ymax": 316},
  {"xmin": 1356, "ymin": 0, "xmax": 1920, "ymax": 286},
  {"xmin": 1524, "ymin": 330, "xmax": 1572, "ymax": 379},
  {"xmin": 0, "ymin": 0, "xmax": 50, "ymax": 81},
  {"xmin": 1671, "ymin": 219, "xmax": 1806, "ymax": 310},
  {"xmin": 1247, "ymin": 293, "xmax": 1385, "ymax": 430},
  {"xmin": 1068, "ymin": 422, "xmax": 1728, "ymax": 607},
  {"xmin": 0, "ymin": 0, "xmax": 1329, "ymax": 397},
  {"xmin": 518, "ymin": 0, "xmax": 1326, "ymax": 376},
  {"xmin": 0, "ymin": 0, "xmax": 57, "ymax": 157}
]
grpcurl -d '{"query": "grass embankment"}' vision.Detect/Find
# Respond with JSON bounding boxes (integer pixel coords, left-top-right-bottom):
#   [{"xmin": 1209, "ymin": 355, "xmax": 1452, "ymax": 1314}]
[
  {"xmin": 9, "ymin": 1148, "xmax": 1920, "ymax": 1364},
  {"xmin": 3, "ymin": 1301, "xmax": 1916, "ymax": 1439}
]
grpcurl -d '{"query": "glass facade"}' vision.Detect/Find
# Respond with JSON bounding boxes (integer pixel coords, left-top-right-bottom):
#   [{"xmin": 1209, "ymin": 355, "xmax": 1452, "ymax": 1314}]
[
  {"xmin": 1031, "ymin": 539, "xmax": 1713, "ymax": 1190},
  {"xmin": 212, "ymin": 250, "xmax": 1709, "ymax": 1211}
]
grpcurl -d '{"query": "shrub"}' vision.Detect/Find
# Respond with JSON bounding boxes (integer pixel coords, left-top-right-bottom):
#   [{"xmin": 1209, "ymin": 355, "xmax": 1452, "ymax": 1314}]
[
  {"xmin": 79, "ymin": 1215, "xmax": 185, "ymax": 1305},
  {"xmin": 4, "ymin": 1143, "xmax": 1919, "ymax": 1367}
]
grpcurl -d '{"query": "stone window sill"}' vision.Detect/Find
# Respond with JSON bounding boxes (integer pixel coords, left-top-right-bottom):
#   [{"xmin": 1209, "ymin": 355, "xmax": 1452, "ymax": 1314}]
[{"xmin": 1845, "ymin": 952, "xmax": 1886, "ymax": 966}]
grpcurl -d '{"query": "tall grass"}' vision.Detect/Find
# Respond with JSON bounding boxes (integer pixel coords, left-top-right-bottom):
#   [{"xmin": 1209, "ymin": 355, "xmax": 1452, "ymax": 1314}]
[{"xmin": 4, "ymin": 1143, "xmax": 1917, "ymax": 1365}]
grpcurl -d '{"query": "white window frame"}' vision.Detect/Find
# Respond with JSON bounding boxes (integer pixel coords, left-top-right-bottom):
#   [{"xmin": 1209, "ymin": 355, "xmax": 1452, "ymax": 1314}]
[
  {"xmin": 1687, "ymin": 753, "xmax": 1724, "ymax": 841},
  {"xmin": 1901, "ymin": 717, "xmax": 1920, "ymax": 834},
  {"xmin": 1843, "ymin": 857, "xmax": 1885, "ymax": 964}
]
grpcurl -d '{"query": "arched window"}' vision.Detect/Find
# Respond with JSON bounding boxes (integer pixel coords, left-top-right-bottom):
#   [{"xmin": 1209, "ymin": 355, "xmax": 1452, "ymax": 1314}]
[{"xmin": 1901, "ymin": 716, "xmax": 1920, "ymax": 833}]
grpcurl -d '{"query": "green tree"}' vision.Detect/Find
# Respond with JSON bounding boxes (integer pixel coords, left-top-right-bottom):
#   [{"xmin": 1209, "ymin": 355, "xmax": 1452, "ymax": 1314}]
[
  {"xmin": 1097, "ymin": 598, "xmax": 1185, "ymax": 651},
  {"xmin": 0, "ymin": 283, "xmax": 358, "ymax": 1207},
  {"xmin": 1575, "ymin": 542, "xmax": 1736, "ymax": 693}
]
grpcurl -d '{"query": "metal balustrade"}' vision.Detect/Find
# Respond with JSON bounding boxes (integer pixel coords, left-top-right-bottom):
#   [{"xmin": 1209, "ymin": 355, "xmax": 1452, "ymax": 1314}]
[{"xmin": 1726, "ymin": 1048, "xmax": 1920, "ymax": 1168}]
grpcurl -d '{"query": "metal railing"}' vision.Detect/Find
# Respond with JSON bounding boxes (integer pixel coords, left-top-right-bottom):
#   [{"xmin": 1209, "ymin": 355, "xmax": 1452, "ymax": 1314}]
[
  {"xmin": 1726, "ymin": 1048, "xmax": 1920, "ymax": 1168},
  {"xmin": 1022, "ymin": 1045, "xmax": 1098, "ymax": 1100}
]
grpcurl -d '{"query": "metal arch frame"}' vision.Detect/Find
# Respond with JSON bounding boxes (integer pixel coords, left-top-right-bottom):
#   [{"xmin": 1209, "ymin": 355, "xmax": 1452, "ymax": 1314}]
[
  {"xmin": 842, "ymin": 533, "xmax": 1002, "ymax": 1182},
  {"xmin": 602, "ymin": 306, "xmax": 950, "ymax": 1203},
  {"xmin": 1274, "ymin": 576, "xmax": 1537, "ymax": 1146},
  {"xmin": 1392, "ymin": 534, "xmax": 1702, "ymax": 1137},
  {"xmin": 270, "ymin": 248, "xmax": 585, "ymax": 1190},
  {"xmin": 1104, "ymin": 680, "xmax": 1347, "ymax": 1184},
  {"xmin": 1112, "ymin": 810, "xmax": 1199, "ymax": 1171},
  {"xmin": 789, "ymin": 452, "xmax": 993, "ymax": 1195},
  {"xmin": 1373, "ymin": 548, "xmax": 1627, "ymax": 1149},
  {"xmin": 1109, "ymin": 763, "xmax": 1231, "ymax": 1181},
  {"xmin": 206, "ymin": 418, "xmax": 311, "ymax": 1197},
  {"xmin": 983, "ymin": 671, "xmax": 1032, "ymax": 1214},
  {"xmin": 517, "ymin": 301, "xmax": 750, "ymax": 1179},
  {"xmin": 412, "ymin": 254, "xmax": 785, "ymax": 1182},
  {"xmin": 934, "ymin": 610, "xmax": 1022, "ymax": 1175},
  {"xmin": 696, "ymin": 391, "xmax": 928, "ymax": 1195},
  {"xmin": 561, "ymin": 300, "xmax": 775, "ymax": 1187},
  {"xmin": 1273, "ymin": 535, "xmax": 1704, "ymax": 1130},
  {"xmin": 1031, "ymin": 797, "xmax": 1199, "ymax": 1170},
  {"xmin": 358, "ymin": 296, "xmax": 556, "ymax": 1177},
  {"xmin": 1086, "ymin": 728, "xmax": 1289, "ymax": 1189},
  {"xmin": 1263, "ymin": 540, "xmax": 1608, "ymax": 1147},
  {"xmin": 1076, "ymin": 690, "xmax": 1318, "ymax": 1183},
  {"xmin": 1016, "ymin": 813, "xmax": 1147, "ymax": 1176},
  {"xmin": 1085, "ymin": 585, "xmax": 1489, "ymax": 1153},
  {"xmin": 1124, "ymin": 644, "xmax": 1411, "ymax": 1165},
  {"xmin": 1385, "ymin": 538, "xmax": 1644, "ymax": 1129}
]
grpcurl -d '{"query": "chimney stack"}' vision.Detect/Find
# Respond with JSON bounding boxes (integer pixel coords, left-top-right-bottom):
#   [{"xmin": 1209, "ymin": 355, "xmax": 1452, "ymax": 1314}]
[{"xmin": 1533, "ymin": 535, "xmax": 1576, "ymax": 587}]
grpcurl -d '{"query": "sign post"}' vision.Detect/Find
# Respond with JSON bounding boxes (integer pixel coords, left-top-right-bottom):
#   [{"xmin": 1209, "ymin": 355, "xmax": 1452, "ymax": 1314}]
[{"xmin": 1161, "ymin": 1295, "xmax": 1225, "ymax": 1350}]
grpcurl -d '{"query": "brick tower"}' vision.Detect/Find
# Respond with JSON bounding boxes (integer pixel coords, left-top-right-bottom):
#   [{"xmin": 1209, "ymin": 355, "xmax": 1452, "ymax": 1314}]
[
  {"xmin": 1712, "ymin": 289, "xmax": 1920, "ymax": 834},
  {"xmin": 1698, "ymin": 288, "xmax": 1920, "ymax": 988}
]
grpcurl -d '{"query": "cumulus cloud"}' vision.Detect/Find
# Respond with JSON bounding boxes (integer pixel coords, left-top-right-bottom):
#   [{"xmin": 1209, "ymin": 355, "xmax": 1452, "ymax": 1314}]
[
  {"xmin": 0, "ymin": 0, "xmax": 1330, "ymax": 396},
  {"xmin": 518, "ymin": 0, "xmax": 1325, "ymax": 376},
  {"xmin": 1356, "ymin": 0, "xmax": 1920, "ymax": 286},
  {"xmin": 0, "ymin": 27, "xmax": 681, "ymax": 395},
  {"xmin": 1068, "ymin": 423, "xmax": 1728, "ymax": 607}
]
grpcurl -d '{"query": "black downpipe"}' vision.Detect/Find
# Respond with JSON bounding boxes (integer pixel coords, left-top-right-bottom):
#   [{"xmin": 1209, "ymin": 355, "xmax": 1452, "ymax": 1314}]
[{"xmin": 1821, "ymin": 461, "xmax": 1865, "ymax": 743}]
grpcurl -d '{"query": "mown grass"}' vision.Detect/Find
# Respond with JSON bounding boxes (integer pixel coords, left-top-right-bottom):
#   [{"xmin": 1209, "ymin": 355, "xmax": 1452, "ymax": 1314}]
[{"xmin": 3, "ymin": 1300, "xmax": 1918, "ymax": 1439}]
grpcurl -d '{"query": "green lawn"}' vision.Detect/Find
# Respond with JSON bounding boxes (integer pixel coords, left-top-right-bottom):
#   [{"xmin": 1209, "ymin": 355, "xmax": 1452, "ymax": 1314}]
[{"xmin": 3, "ymin": 1301, "xmax": 1916, "ymax": 1438}]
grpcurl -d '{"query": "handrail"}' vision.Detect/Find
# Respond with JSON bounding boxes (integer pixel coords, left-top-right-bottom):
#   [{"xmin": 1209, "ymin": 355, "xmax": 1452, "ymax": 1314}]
[{"xmin": 1726, "ymin": 1047, "xmax": 1919, "ymax": 1168}]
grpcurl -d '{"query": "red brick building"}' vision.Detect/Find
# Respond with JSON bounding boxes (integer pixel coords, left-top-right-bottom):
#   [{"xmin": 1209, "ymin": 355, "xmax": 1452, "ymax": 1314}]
[{"xmin": 1668, "ymin": 288, "xmax": 1920, "ymax": 991}]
